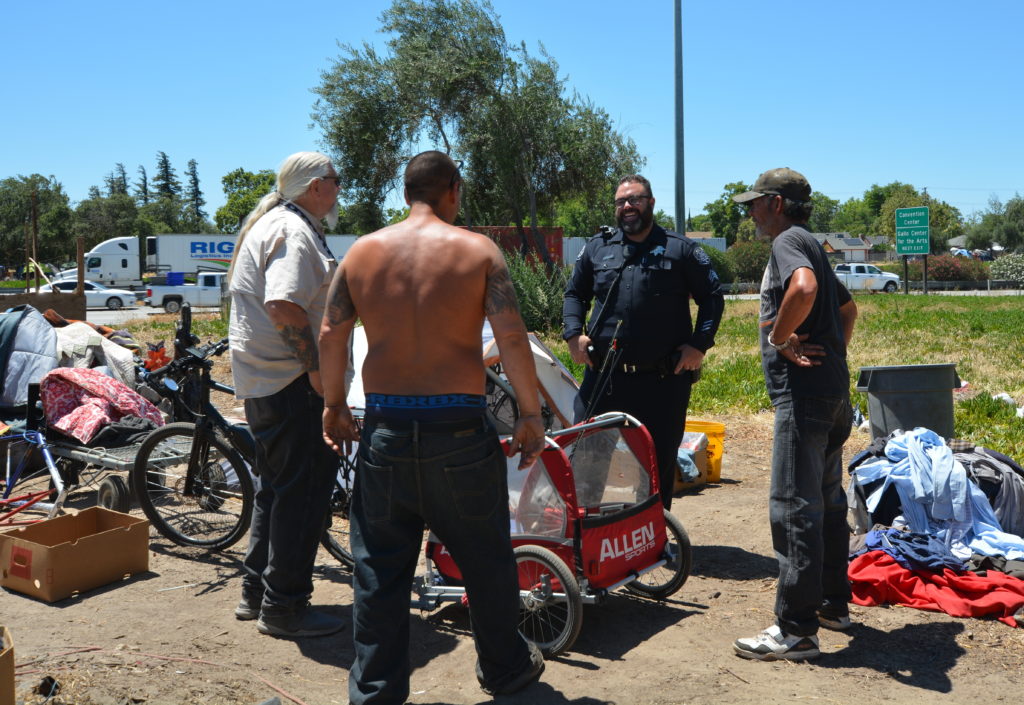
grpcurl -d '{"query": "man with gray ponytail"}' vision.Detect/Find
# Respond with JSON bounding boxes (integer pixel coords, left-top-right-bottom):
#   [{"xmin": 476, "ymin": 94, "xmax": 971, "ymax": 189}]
[{"xmin": 227, "ymin": 151, "xmax": 345, "ymax": 638}]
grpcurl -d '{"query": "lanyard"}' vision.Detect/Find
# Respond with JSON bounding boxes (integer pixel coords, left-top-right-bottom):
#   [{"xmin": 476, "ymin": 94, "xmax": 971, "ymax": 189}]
[{"xmin": 283, "ymin": 202, "xmax": 335, "ymax": 259}]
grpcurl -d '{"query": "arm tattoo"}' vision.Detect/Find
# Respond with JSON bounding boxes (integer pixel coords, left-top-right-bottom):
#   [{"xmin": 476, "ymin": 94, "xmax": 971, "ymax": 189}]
[
  {"xmin": 326, "ymin": 269, "xmax": 357, "ymax": 325},
  {"xmin": 484, "ymin": 262, "xmax": 521, "ymax": 316},
  {"xmin": 277, "ymin": 323, "xmax": 319, "ymax": 372}
]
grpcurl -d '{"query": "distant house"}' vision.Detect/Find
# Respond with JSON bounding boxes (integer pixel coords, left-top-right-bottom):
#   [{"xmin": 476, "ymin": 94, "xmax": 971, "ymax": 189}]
[
  {"xmin": 685, "ymin": 231, "xmax": 727, "ymax": 253},
  {"xmin": 811, "ymin": 233, "xmax": 871, "ymax": 262}
]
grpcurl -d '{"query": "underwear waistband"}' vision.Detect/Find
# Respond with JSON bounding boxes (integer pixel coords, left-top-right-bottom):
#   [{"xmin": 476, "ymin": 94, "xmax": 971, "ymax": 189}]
[{"xmin": 364, "ymin": 393, "xmax": 487, "ymax": 422}]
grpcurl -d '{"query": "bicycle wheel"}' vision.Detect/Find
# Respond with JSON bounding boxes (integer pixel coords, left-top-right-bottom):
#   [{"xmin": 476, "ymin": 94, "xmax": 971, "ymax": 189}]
[
  {"xmin": 131, "ymin": 422, "xmax": 253, "ymax": 550},
  {"xmin": 514, "ymin": 544, "xmax": 583, "ymax": 657},
  {"xmin": 624, "ymin": 510, "xmax": 691, "ymax": 599},
  {"xmin": 320, "ymin": 457, "xmax": 354, "ymax": 570}
]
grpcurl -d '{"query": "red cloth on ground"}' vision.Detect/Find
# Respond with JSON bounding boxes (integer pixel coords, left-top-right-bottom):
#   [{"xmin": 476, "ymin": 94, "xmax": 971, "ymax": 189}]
[{"xmin": 849, "ymin": 550, "xmax": 1024, "ymax": 627}]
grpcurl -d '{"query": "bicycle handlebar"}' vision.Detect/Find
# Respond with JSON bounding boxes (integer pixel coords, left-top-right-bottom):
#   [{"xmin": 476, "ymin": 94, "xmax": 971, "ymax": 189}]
[{"xmin": 141, "ymin": 337, "xmax": 230, "ymax": 382}]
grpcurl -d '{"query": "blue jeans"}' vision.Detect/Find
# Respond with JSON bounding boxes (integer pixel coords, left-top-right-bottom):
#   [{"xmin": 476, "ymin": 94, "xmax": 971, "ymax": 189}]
[
  {"xmin": 770, "ymin": 395, "xmax": 853, "ymax": 637},
  {"xmin": 349, "ymin": 417, "xmax": 531, "ymax": 705},
  {"xmin": 241, "ymin": 375, "xmax": 336, "ymax": 611}
]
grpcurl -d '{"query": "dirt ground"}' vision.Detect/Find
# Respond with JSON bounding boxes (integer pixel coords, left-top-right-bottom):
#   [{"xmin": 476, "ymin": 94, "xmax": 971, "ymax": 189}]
[{"xmin": 4, "ymin": 410, "xmax": 1023, "ymax": 705}]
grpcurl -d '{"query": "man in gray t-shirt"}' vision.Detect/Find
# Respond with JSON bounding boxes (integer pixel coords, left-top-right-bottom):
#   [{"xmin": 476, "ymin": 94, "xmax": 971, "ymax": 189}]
[{"xmin": 731, "ymin": 168, "xmax": 858, "ymax": 662}]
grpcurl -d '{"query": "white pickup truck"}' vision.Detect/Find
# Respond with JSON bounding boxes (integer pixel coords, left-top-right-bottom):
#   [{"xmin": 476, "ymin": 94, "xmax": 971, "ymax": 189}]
[
  {"xmin": 834, "ymin": 263, "xmax": 901, "ymax": 293},
  {"xmin": 145, "ymin": 272, "xmax": 227, "ymax": 313}
]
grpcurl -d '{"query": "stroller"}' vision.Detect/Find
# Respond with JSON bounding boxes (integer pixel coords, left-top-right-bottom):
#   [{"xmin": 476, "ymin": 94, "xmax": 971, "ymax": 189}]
[{"xmin": 413, "ymin": 411, "xmax": 691, "ymax": 656}]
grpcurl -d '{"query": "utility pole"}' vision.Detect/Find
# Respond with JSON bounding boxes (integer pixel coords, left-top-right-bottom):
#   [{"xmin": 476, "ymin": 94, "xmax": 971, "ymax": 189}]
[{"xmin": 674, "ymin": 0, "xmax": 685, "ymax": 233}]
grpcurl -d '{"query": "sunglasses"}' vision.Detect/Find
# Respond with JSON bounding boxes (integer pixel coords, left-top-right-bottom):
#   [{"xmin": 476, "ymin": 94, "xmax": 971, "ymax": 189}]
[{"xmin": 450, "ymin": 160, "xmax": 464, "ymax": 188}]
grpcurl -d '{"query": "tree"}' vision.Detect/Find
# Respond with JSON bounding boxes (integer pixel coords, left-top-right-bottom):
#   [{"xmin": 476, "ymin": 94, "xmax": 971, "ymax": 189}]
[
  {"xmin": 863, "ymin": 182, "xmax": 914, "ymax": 218},
  {"xmin": 807, "ymin": 191, "xmax": 839, "ymax": 233},
  {"xmin": 152, "ymin": 151, "xmax": 181, "ymax": 199},
  {"xmin": 312, "ymin": 0, "xmax": 642, "ymax": 247},
  {"xmin": 73, "ymin": 192, "xmax": 139, "ymax": 247},
  {"xmin": 734, "ymin": 218, "xmax": 756, "ymax": 242},
  {"xmin": 653, "ymin": 209, "xmax": 676, "ymax": 230},
  {"xmin": 832, "ymin": 197, "xmax": 872, "ymax": 236},
  {"xmin": 215, "ymin": 168, "xmax": 276, "ymax": 233},
  {"xmin": 104, "ymin": 163, "xmax": 129, "ymax": 197},
  {"xmin": 0, "ymin": 174, "xmax": 74, "ymax": 265},
  {"xmin": 703, "ymin": 182, "xmax": 749, "ymax": 246},
  {"xmin": 995, "ymin": 196, "xmax": 1024, "ymax": 252},
  {"xmin": 727, "ymin": 239, "xmax": 771, "ymax": 282},
  {"xmin": 687, "ymin": 213, "xmax": 711, "ymax": 232},
  {"xmin": 136, "ymin": 165, "xmax": 150, "ymax": 205},
  {"xmin": 182, "ymin": 159, "xmax": 208, "ymax": 232},
  {"xmin": 965, "ymin": 196, "xmax": 1004, "ymax": 251}
]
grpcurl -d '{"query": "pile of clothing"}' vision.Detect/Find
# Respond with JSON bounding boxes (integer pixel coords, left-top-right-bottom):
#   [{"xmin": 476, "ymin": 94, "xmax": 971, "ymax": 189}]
[
  {"xmin": 0, "ymin": 304, "xmax": 161, "ymax": 445},
  {"xmin": 847, "ymin": 428, "xmax": 1024, "ymax": 626}
]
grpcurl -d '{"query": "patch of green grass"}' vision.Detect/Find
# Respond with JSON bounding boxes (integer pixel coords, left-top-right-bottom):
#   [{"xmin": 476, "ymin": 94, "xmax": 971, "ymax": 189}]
[
  {"xmin": 535, "ymin": 292, "xmax": 1024, "ymax": 457},
  {"xmin": 125, "ymin": 312, "xmax": 227, "ymax": 349},
  {"xmin": 955, "ymin": 394, "xmax": 1024, "ymax": 459}
]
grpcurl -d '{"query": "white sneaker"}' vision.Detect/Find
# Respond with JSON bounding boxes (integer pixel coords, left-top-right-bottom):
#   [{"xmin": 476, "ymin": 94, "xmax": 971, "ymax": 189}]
[{"xmin": 733, "ymin": 625, "xmax": 820, "ymax": 661}]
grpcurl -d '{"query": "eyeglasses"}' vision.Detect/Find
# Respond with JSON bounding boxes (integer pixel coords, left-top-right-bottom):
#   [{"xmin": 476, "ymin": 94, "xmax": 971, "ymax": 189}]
[
  {"xmin": 321, "ymin": 176, "xmax": 342, "ymax": 187},
  {"xmin": 614, "ymin": 194, "xmax": 651, "ymax": 209}
]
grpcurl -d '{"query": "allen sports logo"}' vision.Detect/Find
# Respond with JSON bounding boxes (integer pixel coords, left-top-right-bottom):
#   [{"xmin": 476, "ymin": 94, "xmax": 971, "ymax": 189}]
[{"xmin": 599, "ymin": 521, "xmax": 656, "ymax": 563}]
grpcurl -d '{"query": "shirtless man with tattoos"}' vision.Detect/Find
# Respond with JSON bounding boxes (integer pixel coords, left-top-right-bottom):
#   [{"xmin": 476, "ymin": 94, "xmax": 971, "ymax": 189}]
[
  {"xmin": 227, "ymin": 151, "xmax": 345, "ymax": 639},
  {"xmin": 319, "ymin": 151, "xmax": 546, "ymax": 704}
]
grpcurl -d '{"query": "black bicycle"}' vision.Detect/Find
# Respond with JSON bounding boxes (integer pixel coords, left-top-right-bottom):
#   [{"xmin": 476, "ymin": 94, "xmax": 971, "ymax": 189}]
[{"xmin": 132, "ymin": 304, "xmax": 354, "ymax": 566}]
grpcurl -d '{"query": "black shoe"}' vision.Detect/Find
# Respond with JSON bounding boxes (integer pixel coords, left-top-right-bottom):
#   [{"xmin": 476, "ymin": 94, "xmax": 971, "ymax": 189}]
[
  {"xmin": 817, "ymin": 610, "xmax": 853, "ymax": 631},
  {"xmin": 234, "ymin": 595, "xmax": 263, "ymax": 621},
  {"xmin": 477, "ymin": 641, "xmax": 545, "ymax": 696},
  {"xmin": 256, "ymin": 607, "xmax": 345, "ymax": 638}
]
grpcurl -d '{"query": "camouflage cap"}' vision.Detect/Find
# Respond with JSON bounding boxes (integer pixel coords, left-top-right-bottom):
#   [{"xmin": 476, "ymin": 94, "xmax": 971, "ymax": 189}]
[{"xmin": 732, "ymin": 168, "xmax": 811, "ymax": 204}]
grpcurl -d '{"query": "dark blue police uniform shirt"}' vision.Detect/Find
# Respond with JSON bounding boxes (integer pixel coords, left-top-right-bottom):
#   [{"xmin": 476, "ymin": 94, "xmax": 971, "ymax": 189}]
[{"xmin": 562, "ymin": 225, "xmax": 724, "ymax": 365}]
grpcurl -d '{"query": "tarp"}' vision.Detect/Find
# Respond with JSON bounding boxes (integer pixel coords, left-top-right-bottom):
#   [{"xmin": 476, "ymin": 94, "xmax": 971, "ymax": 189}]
[{"xmin": 0, "ymin": 305, "xmax": 58, "ymax": 408}]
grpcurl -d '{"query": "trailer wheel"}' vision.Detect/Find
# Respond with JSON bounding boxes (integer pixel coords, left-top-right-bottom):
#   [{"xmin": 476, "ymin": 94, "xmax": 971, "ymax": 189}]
[
  {"xmin": 164, "ymin": 299, "xmax": 182, "ymax": 314},
  {"xmin": 514, "ymin": 544, "xmax": 582, "ymax": 656},
  {"xmin": 624, "ymin": 510, "xmax": 691, "ymax": 599},
  {"xmin": 97, "ymin": 475, "xmax": 131, "ymax": 513}
]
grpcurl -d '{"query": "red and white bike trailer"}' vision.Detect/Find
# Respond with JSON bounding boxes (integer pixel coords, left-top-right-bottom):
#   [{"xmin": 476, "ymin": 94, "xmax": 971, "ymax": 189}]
[{"xmin": 413, "ymin": 412, "xmax": 691, "ymax": 656}]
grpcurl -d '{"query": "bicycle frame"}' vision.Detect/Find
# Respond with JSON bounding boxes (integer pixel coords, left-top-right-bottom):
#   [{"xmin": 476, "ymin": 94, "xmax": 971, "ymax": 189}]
[{"xmin": 0, "ymin": 431, "xmax": 68, "ymax": 526}]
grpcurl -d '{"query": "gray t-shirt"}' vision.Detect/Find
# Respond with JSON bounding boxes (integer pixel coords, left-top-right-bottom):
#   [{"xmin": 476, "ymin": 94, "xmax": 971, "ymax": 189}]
[
  {"xmin": 759, "ymin": 225, "xmax": 850, "ymax": 403},
  {"xmin": 228, "ymin": 203, "xmax": 337, "ymax": 399}
]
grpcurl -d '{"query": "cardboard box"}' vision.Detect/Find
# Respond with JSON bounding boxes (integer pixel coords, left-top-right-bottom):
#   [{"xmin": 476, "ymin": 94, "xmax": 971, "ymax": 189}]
[
  {"xmin": 1, "ymin": 626, "xmax": 12, "ymax": 705},
  {"xmin": 0, "ymin": 507, "xmax": 148, "ymax": 602},
  {"xmin": 675, "ymin": 431, "xmax": 708, "ymax": 491}
]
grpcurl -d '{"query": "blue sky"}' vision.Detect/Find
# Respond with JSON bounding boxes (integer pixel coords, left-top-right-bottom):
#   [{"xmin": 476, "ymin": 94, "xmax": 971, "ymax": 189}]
[{"xmin": 3, "ymin": 0, "xmax": 1022, "ymax": 229}]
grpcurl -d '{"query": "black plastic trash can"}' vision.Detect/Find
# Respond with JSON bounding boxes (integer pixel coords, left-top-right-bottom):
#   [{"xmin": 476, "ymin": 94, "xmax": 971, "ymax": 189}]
[{"xmin": 855, "ymin": 363, "xmax": 961, "ymax": 440}]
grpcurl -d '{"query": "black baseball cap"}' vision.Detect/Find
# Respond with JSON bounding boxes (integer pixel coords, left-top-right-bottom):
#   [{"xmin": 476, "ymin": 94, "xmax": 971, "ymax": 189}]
[{"xmin": 732, "ymin": 168, "xmax": 811, "ymax": 204}]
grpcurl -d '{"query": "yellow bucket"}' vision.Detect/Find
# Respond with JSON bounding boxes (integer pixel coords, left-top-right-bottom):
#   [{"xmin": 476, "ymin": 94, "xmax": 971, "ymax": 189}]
[{"xmin": 684, "ymin": 419, "xmax": 726, "ymax": 482}]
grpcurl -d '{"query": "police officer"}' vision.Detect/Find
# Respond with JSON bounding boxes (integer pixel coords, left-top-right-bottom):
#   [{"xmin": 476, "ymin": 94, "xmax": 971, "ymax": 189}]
[{"xmin": 563, "ymin": 175, "xmax": 724, "ymax": 510}]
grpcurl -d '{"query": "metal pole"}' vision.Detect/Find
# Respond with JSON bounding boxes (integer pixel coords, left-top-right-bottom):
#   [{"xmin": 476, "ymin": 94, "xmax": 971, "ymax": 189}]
[{"xmin": 674, "ymin": 0, "xmax": 685, "ymax": 233}]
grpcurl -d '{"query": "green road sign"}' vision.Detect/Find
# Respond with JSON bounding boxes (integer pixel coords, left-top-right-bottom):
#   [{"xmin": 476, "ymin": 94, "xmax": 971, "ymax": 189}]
[{"xmin": 895, "ymin": 206, "xmax": 930, "ymax": 256}]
